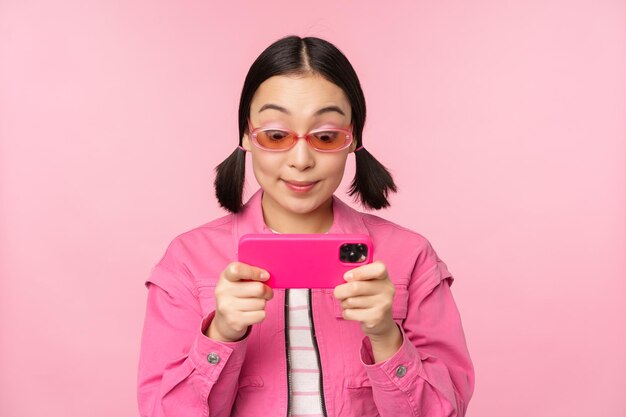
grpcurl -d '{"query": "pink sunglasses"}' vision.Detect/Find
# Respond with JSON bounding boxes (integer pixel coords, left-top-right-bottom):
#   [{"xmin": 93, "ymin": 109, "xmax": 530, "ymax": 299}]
[{"xmin": 247, "ymin": 120, "xmax": 354, "ymax": 152}]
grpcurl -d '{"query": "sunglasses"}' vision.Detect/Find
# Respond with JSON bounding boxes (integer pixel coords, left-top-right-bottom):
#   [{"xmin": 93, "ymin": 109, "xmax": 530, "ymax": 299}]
[{"xmin": 247, "ymin": 120, "xmax": 354, "ymax": 152}]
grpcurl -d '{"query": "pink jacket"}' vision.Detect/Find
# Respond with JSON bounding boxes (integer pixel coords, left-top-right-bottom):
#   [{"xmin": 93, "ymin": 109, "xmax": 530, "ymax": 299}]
[{"xmin": 137, "ymin": 189, "xmax": 475, "ymax": 416}]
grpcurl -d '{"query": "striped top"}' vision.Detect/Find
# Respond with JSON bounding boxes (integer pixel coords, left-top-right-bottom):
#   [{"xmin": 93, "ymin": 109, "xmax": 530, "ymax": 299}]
[{"xmin": 287, "ymin": 288, "xmax": 324, "ymax": 417}]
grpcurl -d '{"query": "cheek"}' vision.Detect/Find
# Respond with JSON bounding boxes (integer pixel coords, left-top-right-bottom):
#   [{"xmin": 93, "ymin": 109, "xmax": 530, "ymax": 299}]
[
  {"xmin": 251, "ymin": 154, "xmax": 282, "ymax": 180},
  {"xmin": 319, "ymin": 155, "xmax": 349, "ymax": 179}
]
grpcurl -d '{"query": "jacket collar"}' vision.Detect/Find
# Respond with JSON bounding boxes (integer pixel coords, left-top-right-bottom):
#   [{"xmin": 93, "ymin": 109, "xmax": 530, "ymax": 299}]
[{"xmin": 232, "ymin": 188, "xmax": 369, "ymax": 255}]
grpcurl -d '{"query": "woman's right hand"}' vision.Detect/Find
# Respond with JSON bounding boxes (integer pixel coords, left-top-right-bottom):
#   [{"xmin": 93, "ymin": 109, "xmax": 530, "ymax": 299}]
[{"xmin": 207, "ymin": 261, "xmax": 273, "ymax": 342}]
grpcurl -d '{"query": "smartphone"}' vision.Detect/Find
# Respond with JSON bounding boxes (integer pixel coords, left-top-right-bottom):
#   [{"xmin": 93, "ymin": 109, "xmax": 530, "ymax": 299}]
[{"xmin": 237, "ymin": 233, "xmax": 373, "ymax": 288}]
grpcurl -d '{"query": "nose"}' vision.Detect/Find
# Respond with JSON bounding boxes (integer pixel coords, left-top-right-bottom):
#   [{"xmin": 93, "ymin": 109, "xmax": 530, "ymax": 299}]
[{"xmin": 287, "ymin": 134, "xmax": 315, "ymax": 171}]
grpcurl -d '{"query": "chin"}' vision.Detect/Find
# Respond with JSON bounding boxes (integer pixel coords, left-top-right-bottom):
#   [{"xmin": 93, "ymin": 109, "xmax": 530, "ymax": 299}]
[
  {"xmin": 276, "ymin": 191, "xmax": 332, "ymax": 215},
  {"xmin": 282, "ymin": 196, "xmax": 325, "ymax": 215}
]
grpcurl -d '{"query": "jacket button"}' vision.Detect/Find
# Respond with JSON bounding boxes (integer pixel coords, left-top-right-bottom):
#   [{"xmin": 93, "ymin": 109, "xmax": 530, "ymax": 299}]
[
  {"xmin": 207, "ymin": 352, "xmax": 220, "ymax": 365},
  {"xmin": 395, "ymin": 365, "xmax": 407, "ymax": 378}
]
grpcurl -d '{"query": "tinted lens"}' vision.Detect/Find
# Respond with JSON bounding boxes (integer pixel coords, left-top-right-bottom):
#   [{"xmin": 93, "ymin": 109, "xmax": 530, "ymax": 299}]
[
  {"xmin": 255, "ymin": 129, "xmax": 295, "ymax": 150},
  {"xmin": 309, "ymin": 130, "xmax": 349, "ymax": 151},
  {"xmin": 254, "ymin": 128, "xmax": 351, "ymax": 151}
]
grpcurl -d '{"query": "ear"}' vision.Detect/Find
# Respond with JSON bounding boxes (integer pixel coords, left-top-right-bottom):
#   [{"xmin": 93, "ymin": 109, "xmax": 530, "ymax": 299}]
[
  {"xmin": 348, "ymin": 139, "xmax": 357, "ymax": 153},
  {"xmin": 241, "ymin": 132, "xmax": 252, "ymax": 152}
]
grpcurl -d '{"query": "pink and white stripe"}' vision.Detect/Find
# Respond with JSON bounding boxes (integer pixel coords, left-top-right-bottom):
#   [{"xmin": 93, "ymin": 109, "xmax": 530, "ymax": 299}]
[{"xmin": 288, "ymin": 288, "xmax": 323, "ymax": 416}]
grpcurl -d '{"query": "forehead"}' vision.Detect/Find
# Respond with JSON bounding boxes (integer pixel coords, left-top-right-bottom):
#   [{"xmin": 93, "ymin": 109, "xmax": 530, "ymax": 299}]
[{"xmin": 250, "ymin": 74, "xmax": 351, "ymax": 122}]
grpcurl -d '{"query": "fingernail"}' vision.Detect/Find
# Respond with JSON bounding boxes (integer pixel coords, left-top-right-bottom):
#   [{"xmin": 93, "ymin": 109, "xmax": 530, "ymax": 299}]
[
  {"xmin": 260, "ymin": 272, "xmax": 270, "ymax": 280},
  {"xmin": 344, "ymin": 272, "xmax": 353, "ymax": 281}
]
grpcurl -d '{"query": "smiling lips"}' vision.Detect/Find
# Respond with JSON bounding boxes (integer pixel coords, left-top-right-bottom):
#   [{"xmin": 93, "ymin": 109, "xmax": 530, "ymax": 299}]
[{"xmin": 283, "ymin": 179, "xmax": 319, "ymax": 193}]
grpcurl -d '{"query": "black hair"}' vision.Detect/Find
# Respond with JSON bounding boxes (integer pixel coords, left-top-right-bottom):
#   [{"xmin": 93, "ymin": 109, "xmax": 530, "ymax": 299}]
[{"xmin": 214, "ymin": 35, "xmax": 397, "ymax": 213}]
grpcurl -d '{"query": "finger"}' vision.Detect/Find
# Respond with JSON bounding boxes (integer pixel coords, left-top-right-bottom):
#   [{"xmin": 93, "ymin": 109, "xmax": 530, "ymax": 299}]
[
  {"xmin": 234, "ymin": 281, "xmax": 273, "ymax": 298},
  {"xmin": 239, "ymin": 310, "xmax": 267, "ymax": 326},
  {"xmin": 223, "ymin": 262, "xmax": 270, "ymax": 282},
  {"xmin": 340, "ymin": 295, "xmax": 380, "ymax": 310},
  {"xmin": 218, "ymin": 310, "xmax": 267, "ymax": 333},
  {"xmin": 341, "ymin": 306, "xmax": 374, "ymax": 323},
  {"xmin": 334, "ymin": 280, "xmax": 382, "ymax": 300},
  {"xmin": 333, "ymin": 282, "xmax": 350, "ymax": 300},
  {"xmin": 343, "ymin": 261, "xmax": 388, "ymax": 282},
  {"xmin": 232, "ymin": 297, "xmax": 267, "ymax": 312}
]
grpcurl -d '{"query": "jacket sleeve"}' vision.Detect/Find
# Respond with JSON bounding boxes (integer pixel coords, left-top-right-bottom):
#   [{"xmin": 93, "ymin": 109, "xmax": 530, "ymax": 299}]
[
  {"xmin": 137, "ymin": 258, "xmax": 247, "ymax": 417},
  {"xmin": 360, "ymin": 240, "xmax": 475, "ymax": 417}
]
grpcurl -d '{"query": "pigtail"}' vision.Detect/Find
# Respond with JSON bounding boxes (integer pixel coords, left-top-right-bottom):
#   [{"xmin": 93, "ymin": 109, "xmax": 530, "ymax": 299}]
[
  {"xmin": 214, "ymin": 147, "xmax": 247, "ymax": 213},
  {"xmin": 348, "ymin": 148, "xmax": 398, "ymax": 209}
]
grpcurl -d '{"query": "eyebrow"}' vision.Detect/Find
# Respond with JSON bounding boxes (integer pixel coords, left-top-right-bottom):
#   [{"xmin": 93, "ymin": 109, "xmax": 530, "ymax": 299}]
[{"xmin": 258, "ymin": 103, "xmax": 346, "ymax": 117}]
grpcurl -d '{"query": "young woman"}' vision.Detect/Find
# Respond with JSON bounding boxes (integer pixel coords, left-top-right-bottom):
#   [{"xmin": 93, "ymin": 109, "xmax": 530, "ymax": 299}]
[{"xmin": 137, "ymin": 35, "xmax": 475, "ymax": 417}]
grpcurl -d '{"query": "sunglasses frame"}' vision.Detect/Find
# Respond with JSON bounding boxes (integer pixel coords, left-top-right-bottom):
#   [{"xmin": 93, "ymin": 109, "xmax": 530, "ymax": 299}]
[{"xmin": 247, "ymin": 120, "xmax": 354, "ymax": 153}]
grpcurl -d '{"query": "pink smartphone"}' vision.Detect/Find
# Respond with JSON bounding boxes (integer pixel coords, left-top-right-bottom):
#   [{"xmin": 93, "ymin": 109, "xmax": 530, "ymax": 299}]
[{"xmin": 237, "ymin": 233, "xmax": 373, "ymax": 288}]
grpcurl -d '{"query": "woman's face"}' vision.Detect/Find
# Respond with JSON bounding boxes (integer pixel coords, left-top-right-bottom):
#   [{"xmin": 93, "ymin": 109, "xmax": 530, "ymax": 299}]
[{"xmin": 242, "ymin": 73, "xmax": 355, "ymax": 220}]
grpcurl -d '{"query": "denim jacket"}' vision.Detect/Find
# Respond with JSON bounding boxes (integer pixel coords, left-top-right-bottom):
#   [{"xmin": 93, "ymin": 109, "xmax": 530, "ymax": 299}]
[{"xmin": 137, "ymin": 189, "xmax": 475, "ymax": 416}]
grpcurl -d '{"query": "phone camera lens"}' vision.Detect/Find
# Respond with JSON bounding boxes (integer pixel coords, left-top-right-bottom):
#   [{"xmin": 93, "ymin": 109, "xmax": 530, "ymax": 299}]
[{"xmin": 340, "ymin": 243, "xmax": 368, "ymax": 263}]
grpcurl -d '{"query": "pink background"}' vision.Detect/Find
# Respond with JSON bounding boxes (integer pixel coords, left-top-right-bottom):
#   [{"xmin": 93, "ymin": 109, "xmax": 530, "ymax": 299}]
[{"xmin": 1, "ymin": 1, "xmax": 624, "ymax": 416}]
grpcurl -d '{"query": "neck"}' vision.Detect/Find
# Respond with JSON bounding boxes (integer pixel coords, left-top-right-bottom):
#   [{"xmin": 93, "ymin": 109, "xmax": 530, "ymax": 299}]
[{"xmin": 261, "ymin": 193, "xmax": 334, "ymax": 234}]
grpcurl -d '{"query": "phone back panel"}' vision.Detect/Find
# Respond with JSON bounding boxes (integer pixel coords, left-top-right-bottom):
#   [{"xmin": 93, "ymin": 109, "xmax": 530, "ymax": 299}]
[{"xmin": 238, "ymin": 233, "xmax": 373, "ymax": 288}]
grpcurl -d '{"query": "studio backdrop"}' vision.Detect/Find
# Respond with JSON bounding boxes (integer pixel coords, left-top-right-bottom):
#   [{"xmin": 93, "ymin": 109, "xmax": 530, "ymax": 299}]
[{"xmin": 1, "ymin": 1, "xmax": 624, "ymax": 416}]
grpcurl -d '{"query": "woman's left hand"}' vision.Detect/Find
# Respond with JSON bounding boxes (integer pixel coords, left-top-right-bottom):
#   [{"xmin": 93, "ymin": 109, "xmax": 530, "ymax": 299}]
[{"xmin": 333, "ymin": 261, "xmax": 401, "ymax": 343}]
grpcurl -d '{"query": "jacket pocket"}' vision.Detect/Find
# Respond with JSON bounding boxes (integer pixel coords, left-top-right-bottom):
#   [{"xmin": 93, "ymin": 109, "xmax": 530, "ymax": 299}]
[
  {"xmin": 344, "ymin": 376, "xmax": 380, "ymax": 417},
  {"xmin": 195, "ymin": 279, "xmax": 217, "ymax": 317},
  {"xmin": 232, "ymin": 376, "xmax": 265, "ymax": 416},
  {"xmin": 345, "ymin": 375, "xmax": 372, "ymax": 389},
  {"xmin": 238, "ymin": 375, "xmax": 264, "ymax": 389},
  {"xmin": 391, "ymin": 285, "xmax": 409, "ymax": 319}
]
